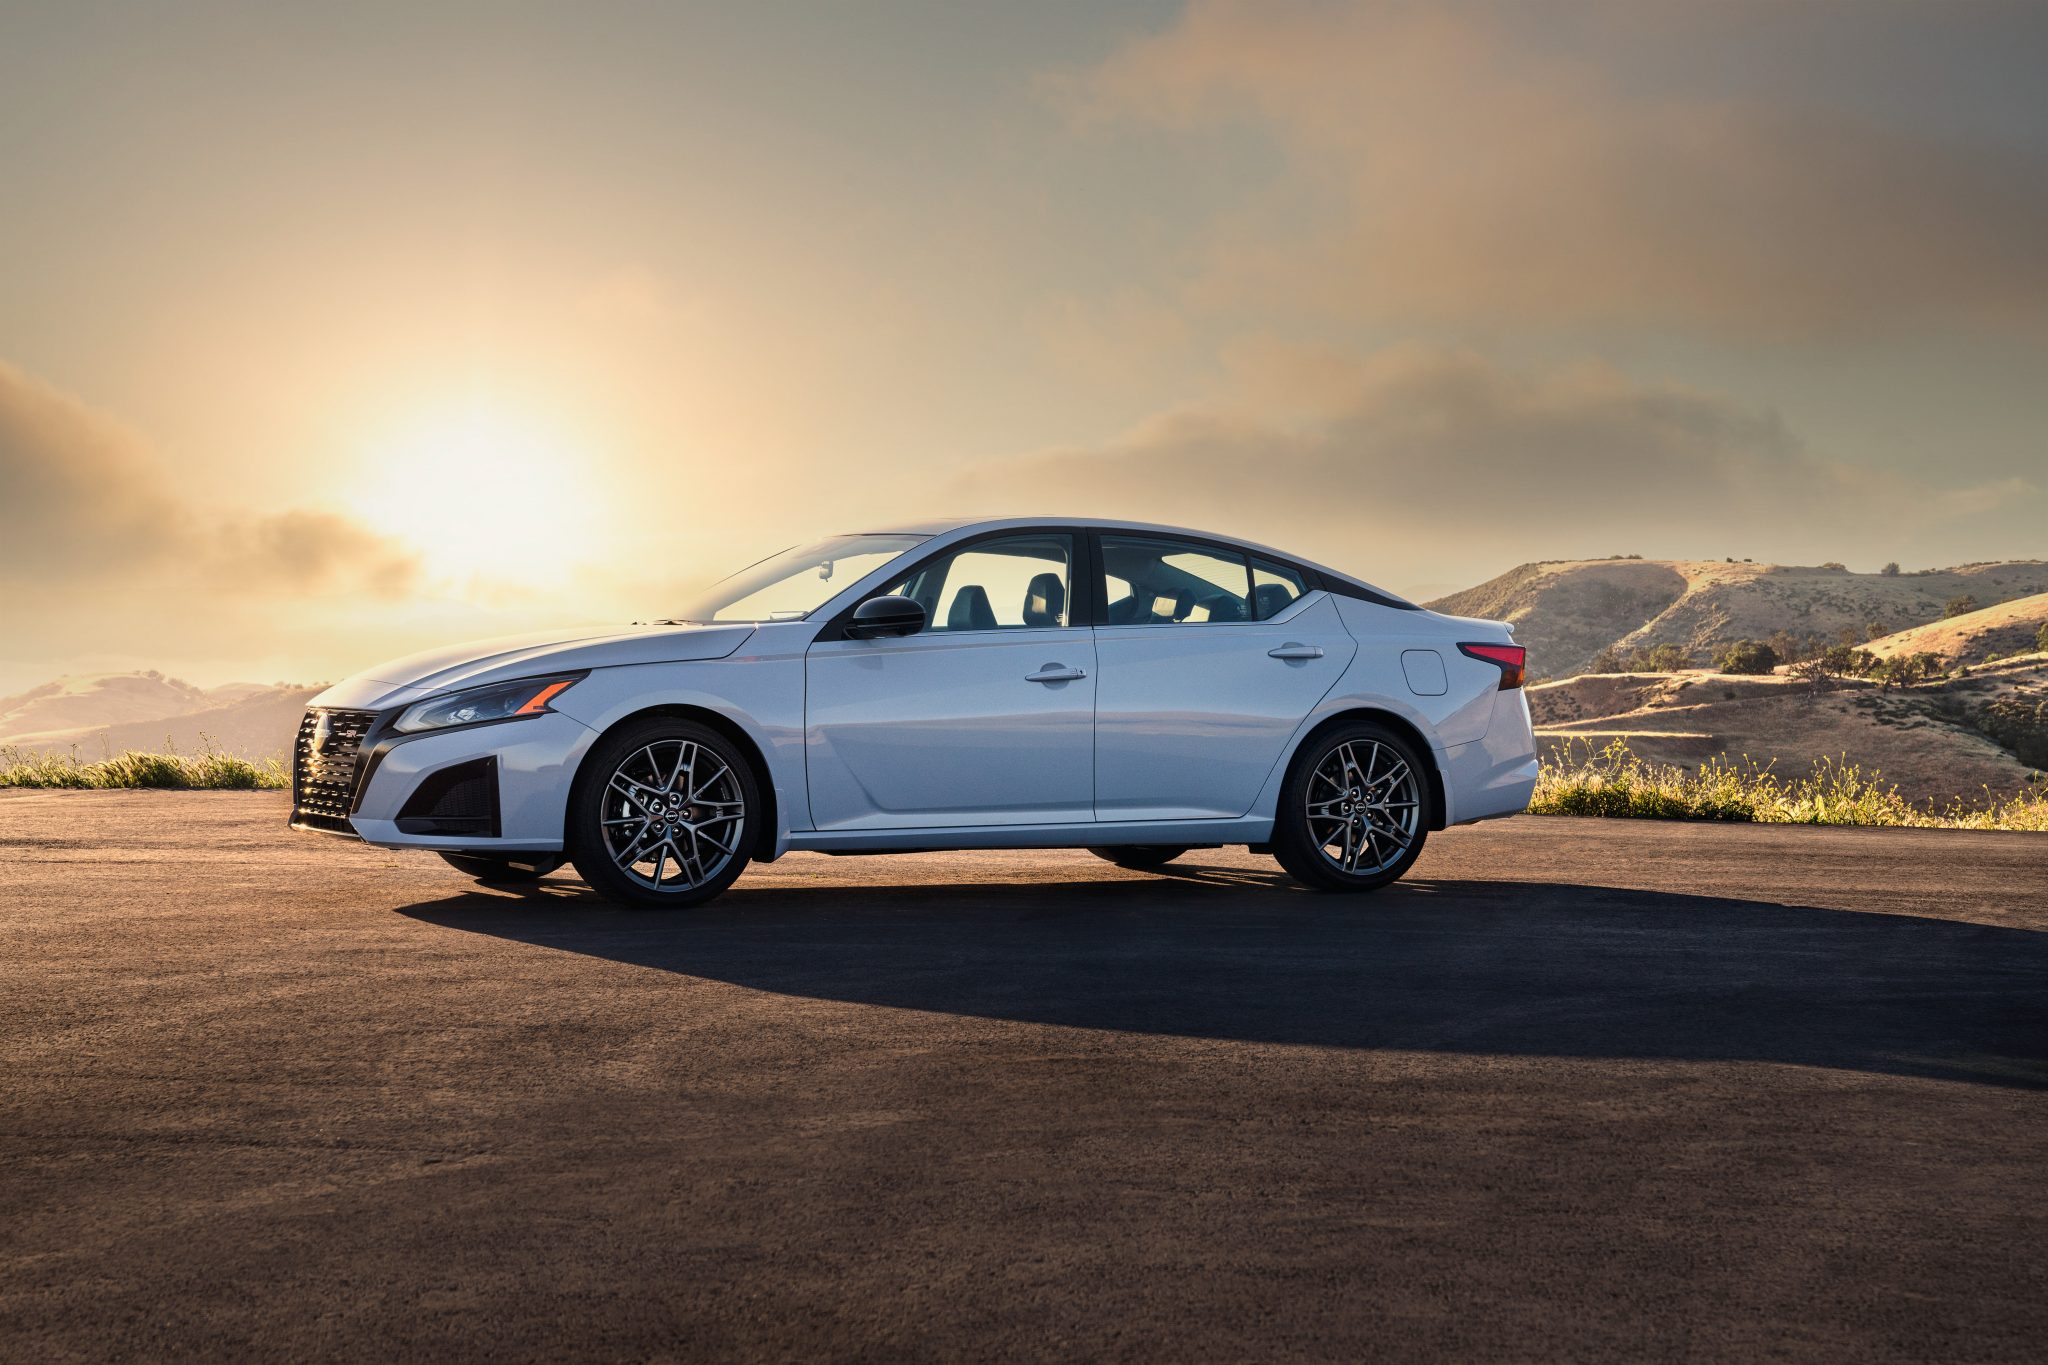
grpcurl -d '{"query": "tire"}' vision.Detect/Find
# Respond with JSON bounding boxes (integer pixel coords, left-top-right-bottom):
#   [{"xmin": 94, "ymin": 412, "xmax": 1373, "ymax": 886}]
[
  {"xmin": 567, "ymin": 718, "xmax": 760, "ymax": 909},
  {"xmin": 1088, "ymin": 845, "xmax": 1190, "ymax": 871},
  {"xmin": 438, "ymin": 851, "xmax": 563, "ymax": 884},
  {"xmin": 1271, "ymin": 721, "xmax": 1430, "ymax": 892}
]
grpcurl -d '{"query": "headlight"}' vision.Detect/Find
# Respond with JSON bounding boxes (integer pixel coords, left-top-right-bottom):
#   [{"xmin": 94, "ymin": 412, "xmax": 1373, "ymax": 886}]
[{"xmin": 392, "ymin": 674, "xmax": 584, "ymax": 734}]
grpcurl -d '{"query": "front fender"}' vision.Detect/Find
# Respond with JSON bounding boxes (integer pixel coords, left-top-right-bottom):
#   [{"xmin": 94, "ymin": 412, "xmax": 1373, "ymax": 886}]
[{"xmin": 547, "ymin": 655, "xmax": 808, "ymax": 854}]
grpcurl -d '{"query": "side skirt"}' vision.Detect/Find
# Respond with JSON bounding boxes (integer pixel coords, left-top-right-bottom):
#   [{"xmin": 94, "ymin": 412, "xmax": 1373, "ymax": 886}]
[{"xmin": 785, "ymin": 817, "xmax": 1273, "ymax": 855}]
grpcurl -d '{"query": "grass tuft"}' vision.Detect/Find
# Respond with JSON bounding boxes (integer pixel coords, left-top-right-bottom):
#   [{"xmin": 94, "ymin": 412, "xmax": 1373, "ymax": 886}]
[
  {"xmin": 0, "ymin": 744, "xmax": 288, "ymax": 791},
  {"xmin": 1534, "ymin": 738, "xmax": 2048, "ymax": 831}
]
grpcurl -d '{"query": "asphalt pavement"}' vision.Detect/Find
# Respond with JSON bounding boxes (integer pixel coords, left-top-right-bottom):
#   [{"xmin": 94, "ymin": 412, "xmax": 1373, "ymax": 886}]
[{"xmin": 3, "ymin": 791, "xmax": 2045, "ymax": 1361}]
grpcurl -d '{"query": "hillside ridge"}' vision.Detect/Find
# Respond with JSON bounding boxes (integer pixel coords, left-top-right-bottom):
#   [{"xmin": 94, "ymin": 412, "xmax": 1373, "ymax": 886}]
[{"xmin": 1428, "ymin": 558, "xmax": 2048, "ymax": 677}]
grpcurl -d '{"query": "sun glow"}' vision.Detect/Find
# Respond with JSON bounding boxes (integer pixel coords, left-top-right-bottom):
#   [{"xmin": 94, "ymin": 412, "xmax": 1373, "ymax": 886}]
[{"xmin": 349, "ymin": 398, "xmax": 603, "ymax": 588}]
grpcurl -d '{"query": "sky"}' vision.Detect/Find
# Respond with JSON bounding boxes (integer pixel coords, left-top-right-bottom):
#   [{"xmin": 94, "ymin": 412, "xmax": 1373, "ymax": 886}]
[{"xmin": 3, "ymin": 0, "xmax": 2045, "ymax": 692}]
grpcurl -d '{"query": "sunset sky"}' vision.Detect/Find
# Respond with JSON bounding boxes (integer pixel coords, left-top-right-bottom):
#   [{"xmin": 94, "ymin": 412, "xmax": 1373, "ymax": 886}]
[{"xmin": 4, "ymin": 0, "xmax": 2045, "ymax": 692}]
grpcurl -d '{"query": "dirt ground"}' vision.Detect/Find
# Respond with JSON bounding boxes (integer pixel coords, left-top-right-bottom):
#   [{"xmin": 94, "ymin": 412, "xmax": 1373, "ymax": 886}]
[{"xmin": 3, "ymin": 791, "xmax": 2045, "ymax": 1361}]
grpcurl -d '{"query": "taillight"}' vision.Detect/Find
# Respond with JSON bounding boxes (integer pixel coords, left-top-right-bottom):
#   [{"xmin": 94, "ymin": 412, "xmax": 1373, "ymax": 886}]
[{"xmin": 1458, "ymin": 642, "xmax": 1526, "ymax": 690}]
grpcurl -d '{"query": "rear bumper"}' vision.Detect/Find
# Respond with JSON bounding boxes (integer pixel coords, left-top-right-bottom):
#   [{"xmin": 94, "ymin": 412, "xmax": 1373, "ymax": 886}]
[{"xmin": 1441, "ymin": 689, "xmax": 1539, "ymax": 824}]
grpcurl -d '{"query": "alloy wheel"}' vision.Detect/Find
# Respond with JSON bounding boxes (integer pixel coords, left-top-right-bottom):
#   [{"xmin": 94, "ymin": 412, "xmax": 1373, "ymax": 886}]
[
  {"xmin": 599, "ymin": 739, "xmax": 747, "ymax": 893},
  {"xmin": 1305, "ymin": 738, "xmax": 1421, "ymax": 877}
]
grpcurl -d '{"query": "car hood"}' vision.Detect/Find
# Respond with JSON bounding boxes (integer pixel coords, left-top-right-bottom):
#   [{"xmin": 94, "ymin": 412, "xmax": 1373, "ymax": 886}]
[{"xmin": 310, "ymin": 622, "xmax": 756, "ymax": 711}]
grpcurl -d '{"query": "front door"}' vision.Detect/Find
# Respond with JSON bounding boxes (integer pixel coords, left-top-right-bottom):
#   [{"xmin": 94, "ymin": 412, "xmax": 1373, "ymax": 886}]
[
  {"xmin": 805, "ymin": 532, "xmax": 1095, "ymax": 829},
  {"xmin": 1092, "ymin": 535, "xmax": 1355, "ymax": 820}
]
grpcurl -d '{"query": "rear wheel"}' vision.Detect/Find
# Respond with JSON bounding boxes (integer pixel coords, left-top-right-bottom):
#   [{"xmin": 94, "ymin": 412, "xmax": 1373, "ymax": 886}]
[
  {"xmin": 1272, "ymin": 722, "xmax": 1429, "ymax": 892},
  {"xmin": 438, "ymin": 851, "xmax": 563, "ymax": 884},
  {"xmin": 568, "ymin": 718, "xmax": 758, "ymax": 909},
  {"xmin": 1088, "ymin": 845, "xmax": 1190, "ymax": 872}
]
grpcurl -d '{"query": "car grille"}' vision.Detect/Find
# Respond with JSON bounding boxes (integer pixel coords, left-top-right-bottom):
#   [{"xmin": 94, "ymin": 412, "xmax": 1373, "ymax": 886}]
[{"xmin": 291, "ymin": 708, "xmax": 379, "ymax": 834}]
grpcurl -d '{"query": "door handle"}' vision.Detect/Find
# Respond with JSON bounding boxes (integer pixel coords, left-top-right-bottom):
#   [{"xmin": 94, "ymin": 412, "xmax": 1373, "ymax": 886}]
[
  {"xmin": 1268, "ymin": 643, "xmax": 1324, "ymax": 660},
  {"xmin": 1025, "ymin": 665, "xmax": 1087, "ymax": 683}
]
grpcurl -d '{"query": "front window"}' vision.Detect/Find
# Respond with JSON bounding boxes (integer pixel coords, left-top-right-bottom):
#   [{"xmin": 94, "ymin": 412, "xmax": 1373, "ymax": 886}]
[
  {"xmin": 671, "ymin": 534, "xmax": 928, "ymax": 623},
  {"xmin": 883, "ymin": 534, "xmax": 1074, "ymax": 632}
]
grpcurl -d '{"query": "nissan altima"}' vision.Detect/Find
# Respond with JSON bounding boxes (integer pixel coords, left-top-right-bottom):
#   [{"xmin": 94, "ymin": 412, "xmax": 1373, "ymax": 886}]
[{"xmin": 291, "ymin": 518, "xmax": 1537, "ymax": 906}]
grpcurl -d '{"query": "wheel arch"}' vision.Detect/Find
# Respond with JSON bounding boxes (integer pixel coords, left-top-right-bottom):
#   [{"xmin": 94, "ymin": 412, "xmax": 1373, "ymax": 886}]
[
  {"xmin": 1280, "ymin": 707, "xmax": 1448, "ymax": 831},
  {"xmin": 565, "ymin": 704, "xmax": 782, "ymax": 861}
]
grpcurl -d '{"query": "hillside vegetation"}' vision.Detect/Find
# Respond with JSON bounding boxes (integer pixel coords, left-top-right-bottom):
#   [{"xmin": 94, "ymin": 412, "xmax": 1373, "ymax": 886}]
[
  {"xmin": 1528, "ymin": 653, "xmax": 2048, "ymax": 807},
  {"xmin": 1533, "ymin": 738, "xmax": 2046, "ymax": 831}
]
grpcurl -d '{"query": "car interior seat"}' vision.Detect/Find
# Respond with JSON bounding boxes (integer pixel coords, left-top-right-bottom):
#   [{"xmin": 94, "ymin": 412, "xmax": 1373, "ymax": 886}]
[
  {"xmin": 1022, "ymin": 572, "xmax": 1066, "ymax": 628},
  {"xmin": 1253, "ymin": 582, "xmax": 1296, "ymax": 619},
  {"xmin": 946, "ymin": 584, "xmax": 998, "ymax": 631}
]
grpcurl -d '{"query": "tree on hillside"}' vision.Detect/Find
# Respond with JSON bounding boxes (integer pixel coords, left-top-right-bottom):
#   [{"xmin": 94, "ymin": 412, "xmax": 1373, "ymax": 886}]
[
  {"xmin": 1587, "ymin": 646, "xmax": 1626, "ymax": 674},
  {"xmin": 1865, "ymin": 621, "xmax": 1887, "ymax": 641},
  {"xmin": 2037, "ymin": 622, "xmax": 2048, "ymax": 655},
  {"xmin": 1632, "ymin": 643, "xmax": 1690, "ymax": 673},
  {"xmin": 1881, "ymin": 562, "xmax": 1901, "ymax": 576},
  {"xmin": 1715, "ymin": 641, "xmax": 1779, "ymax": 675},
  {"xmin": 1792, "ymin": 645, "xmax": 1882, "ymax": 696},
  {"xmin": 1871, "ymin": 652, "xmax": 1945, "ymax": 690},
  {"xmin": 1946, "ymin": 594, "xmax": 1979, "ymax": 617}
]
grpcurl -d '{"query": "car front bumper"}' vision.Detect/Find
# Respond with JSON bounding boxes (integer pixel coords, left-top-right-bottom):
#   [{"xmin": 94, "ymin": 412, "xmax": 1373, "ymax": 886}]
[{"xmin": 294, "ymin": 709, "xmax": 598, "ymax": 852}]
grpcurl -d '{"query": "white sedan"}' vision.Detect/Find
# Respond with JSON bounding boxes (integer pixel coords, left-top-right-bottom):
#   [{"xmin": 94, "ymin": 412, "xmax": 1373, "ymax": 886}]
[{"xmin": 292, "ymin": 518, "xmax": 1537, "ymax": 906}]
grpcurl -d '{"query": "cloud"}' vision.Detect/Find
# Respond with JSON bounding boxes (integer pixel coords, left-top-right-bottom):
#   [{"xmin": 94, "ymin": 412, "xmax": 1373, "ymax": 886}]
[
  {"xmin": 1068, "ymin": 1, "xmax": 2048, "ymax": 335},
  {"xmin": 950, "ymin": 343, "xmax": 2045, "ymax": 585},
  {"xmin": 0, "ymin": 359, "xmax": 420, "ymax": 595}
]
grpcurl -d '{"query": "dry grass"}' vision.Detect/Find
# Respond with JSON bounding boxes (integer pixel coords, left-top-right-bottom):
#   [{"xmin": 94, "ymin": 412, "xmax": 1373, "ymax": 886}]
[
  {"xmin": 8, "ymin": 738, "xmax": 2042, "ymax": 833},
  {"xmin": 1534, "ymin": 737, "xmax": 2048, "ymax": 831},
  {"xmin": 0, "ymin": 744, "xmax": 287, "ymax": 790}
]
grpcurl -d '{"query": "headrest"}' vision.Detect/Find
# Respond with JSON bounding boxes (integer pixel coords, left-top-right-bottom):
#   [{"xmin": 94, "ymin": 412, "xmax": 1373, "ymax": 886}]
[
  {"xmin": 947, "ymin": 584, "xmax": 998, "ymax": 631},
  {"xmin": 1201, "ymin": 593, "xmax": 1246, "ymax": 622},
  {"xmin": 1253, "ymin": 583, "xmax": 1297, "ymax": 619},
  {"xmin": 1022, "ymin": 572, "xmax": 1066, "ymax": 627}
]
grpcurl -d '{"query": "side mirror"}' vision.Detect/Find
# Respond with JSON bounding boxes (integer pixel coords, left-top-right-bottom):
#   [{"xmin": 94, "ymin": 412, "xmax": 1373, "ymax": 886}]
[{"xmin": 845, "ymin": 594, "xmax": 926, "ymax": 640}]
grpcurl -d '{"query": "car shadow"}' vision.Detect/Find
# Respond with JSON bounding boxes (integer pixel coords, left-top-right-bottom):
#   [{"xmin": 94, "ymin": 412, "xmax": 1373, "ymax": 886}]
[{"xmin": 396, "ymin": 862, "xmax": 2048, "ymax": 1091}]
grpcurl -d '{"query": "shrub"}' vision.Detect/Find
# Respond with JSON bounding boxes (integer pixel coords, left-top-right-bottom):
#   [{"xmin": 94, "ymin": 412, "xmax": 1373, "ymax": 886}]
[
  {"xmin": 1715, "ymin": 640, "xmax": 1779, "ymax": 675},
  {"xmin": 1881, "ymin": 561, "xmax": 1901, "ymax": 576},
  {"xmin": 1636, "ymin": 643, "xmax": 1690, "ymax": 672},
  {"xmin": 1869, "ymin": 652, "xmax": 1945, "ymax": 690},
  {"xmin": 1976, "ymin": 695, "xmax": 2048, "ymax": 769},
  {"xmin": 1819, "ymin": 561, "xmax": 1847, "ymax": 571},
  {"xmin": 2037, "ymin": 622, "xmax": 2048, "ymax": 655},
  {"xmin": 1586, "ymin": 643, "xmax": 1688, "ymax": 673},
  {"xmin": 1946, "ymin": 594, "xmax": 1979, "ymax": 618}
]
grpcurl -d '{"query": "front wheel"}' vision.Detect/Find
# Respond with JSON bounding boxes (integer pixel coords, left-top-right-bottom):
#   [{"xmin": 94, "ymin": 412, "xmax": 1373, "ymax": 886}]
[
  {"xmin": 1088, "ymin": 846, "xmax": 1189, "ymax": 872},
  {"xmin": 1271, "ymin": 722, "xmax": 1429, "ymax": 892},
  {"xmin": 567, "ymin": 719, "xmax": 758, "ymax": 908}
]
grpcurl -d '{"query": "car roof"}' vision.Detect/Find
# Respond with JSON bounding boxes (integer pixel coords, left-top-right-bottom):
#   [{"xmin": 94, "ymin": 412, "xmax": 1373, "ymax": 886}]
[{"xmin": 851, "ymin": 516, "xmax": 1415, "ymax": 609}]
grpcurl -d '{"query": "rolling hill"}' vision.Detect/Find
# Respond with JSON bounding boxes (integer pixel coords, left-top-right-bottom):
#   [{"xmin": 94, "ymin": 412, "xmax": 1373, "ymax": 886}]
[
  {"xmin": 1428, "ymin": 559, "xmax": 2048, "ymax": 678},
  {"xmin": 0, "ymin": 673, "xmax": 320, "ymax": 760},
  {"xmin": 1862, "ymin": 592, "xmax": 2048, "ymax": 664},
  {"xmin": 1528, "ymin": 657, "xmax": 2047, "ymax": 806}
]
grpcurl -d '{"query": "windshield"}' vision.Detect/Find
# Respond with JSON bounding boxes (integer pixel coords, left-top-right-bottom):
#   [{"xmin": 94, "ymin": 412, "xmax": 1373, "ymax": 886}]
[{"xmin": 669, "ymin": 534, "xmax": 928, "ymax": 623}]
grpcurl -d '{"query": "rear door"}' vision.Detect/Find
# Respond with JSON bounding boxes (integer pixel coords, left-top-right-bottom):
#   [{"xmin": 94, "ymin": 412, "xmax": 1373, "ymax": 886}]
[
  {"xmin": 805, "ymin": 532, "xmax": 1096, "ymax": 829},
  {"xmin": 1091, "ymin": 534, "xmax": 1355, "ymax": 820}
]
